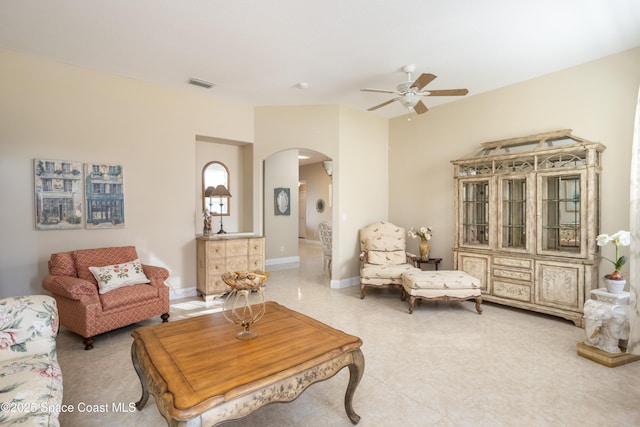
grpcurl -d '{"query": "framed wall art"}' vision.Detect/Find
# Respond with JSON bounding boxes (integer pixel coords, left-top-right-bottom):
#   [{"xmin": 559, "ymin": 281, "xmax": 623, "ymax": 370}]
[
  {"xmin": 85, "ymin": 163, "xmax": 125, "ymax": 229},
  {"xmin": 274, "ymin": 187, "xmax": 290, "ymax": 216},
  {"xmin": 34, "ymin": 159, "xmax": 83, "ymax": 230}
]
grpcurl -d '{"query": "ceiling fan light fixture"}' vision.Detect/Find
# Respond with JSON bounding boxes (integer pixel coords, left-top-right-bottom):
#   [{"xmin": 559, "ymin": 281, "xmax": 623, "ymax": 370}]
[
  {"xmin": 361, "ymin": 67, "xmax": 468, "ymax": 116},
  {"xmin": 400, "ymin": 93, "xmax": 419, "ymax": 108}
]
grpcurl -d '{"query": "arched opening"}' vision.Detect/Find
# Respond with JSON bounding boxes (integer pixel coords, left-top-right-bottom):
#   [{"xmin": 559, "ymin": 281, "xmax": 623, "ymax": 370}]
[{"xmin": 263, "ymin": 148, "xmax": 333, "ymax": 281}]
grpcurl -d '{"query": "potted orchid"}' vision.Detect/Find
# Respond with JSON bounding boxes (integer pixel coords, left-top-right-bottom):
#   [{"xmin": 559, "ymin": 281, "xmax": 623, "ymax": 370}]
[
  {"xmin": 408, "ymin": 226, "xmax": 433, "ymax": 260},
  {"xmin": 596, "ymin": 230, "xmax": 630, "ymax": 293}
]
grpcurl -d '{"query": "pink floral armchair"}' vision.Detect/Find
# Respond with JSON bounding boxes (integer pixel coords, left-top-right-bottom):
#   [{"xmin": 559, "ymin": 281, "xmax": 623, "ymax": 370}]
[{"xmin": 42, "ymin": 246, "xmax": 170, "ymax": 350}]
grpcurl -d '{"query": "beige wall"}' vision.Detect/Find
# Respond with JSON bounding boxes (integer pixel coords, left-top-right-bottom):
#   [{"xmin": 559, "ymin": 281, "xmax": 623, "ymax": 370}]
[
  {"xmin": 336, "ymin": 106, "xmax": 389, "ymax": 282},
  {"xmin": 389, "ymin": 47, "xmax": 640, "ymax": 273},
  {"xmin": 0, "ymin": 48, "xmax": 254, "ymax": 298},
  {"xmin": 255, "ymin": 105, "xmax": 388, "ymax": 284},
  {"xmin": 0, "ymin": 50, "xmax": 389, "ymax": 298},
  {"xmin": 264, "ymin": 149, "xmax": 300, "ymax": 262}
]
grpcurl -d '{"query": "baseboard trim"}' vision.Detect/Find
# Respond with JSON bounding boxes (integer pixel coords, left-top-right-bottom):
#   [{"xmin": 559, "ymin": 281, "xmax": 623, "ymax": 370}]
[
  {"xmin": 169, "ymin": 287, "xmax": 198, "ymax": 300},
  {"xmin": 330, "ymin": 276, "xmax": 360, "ymax": 289},
  {"xmin": 266, "ymin": 256, "xmax": 300, "ymax": 266}
]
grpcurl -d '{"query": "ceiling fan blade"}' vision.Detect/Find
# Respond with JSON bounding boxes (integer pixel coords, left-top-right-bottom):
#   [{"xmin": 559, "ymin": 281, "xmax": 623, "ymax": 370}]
[
  {"xmin": 411, "ymin": 73, "xmax": 437, "ymax": 90},
  {"xmin": 424, "ymin": 89, "xmax": 469, "ymax": 96},
  {"xmin": 413, "ymin": 100, "xmax": 428, "ymax": 114},
  {"xmin": 367, "ymin": 98, "xmax": 399, "ymax": 111},
  {"xmin": 361, "ymin": 88, "xmax": 398, "ymax": 94}
]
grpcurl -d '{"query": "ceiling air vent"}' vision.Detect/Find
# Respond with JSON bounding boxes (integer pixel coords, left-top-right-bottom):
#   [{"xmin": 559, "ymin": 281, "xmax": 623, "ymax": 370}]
[{"xmin": 187, "ymin": 78, "xmax": 215, "ymax": 89}]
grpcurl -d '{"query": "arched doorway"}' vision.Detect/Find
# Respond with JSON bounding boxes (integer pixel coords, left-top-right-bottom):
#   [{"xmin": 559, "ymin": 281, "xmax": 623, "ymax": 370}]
[{"xmin": 263, "ymin": 148, "xmax": 333, "ymax": 278}]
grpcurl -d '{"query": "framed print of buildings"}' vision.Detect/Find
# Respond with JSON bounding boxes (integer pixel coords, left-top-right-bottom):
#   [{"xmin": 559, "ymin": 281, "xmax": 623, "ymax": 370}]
[
  {"xmin": 33, "ymin": 159, "xmax": 125, "ymax": 230},
  {"xmin": 85, "ymin": 163, "xmax": 125, "ymax": 229},
  {"xmin": 34, "ymin": 159, "xmax": 83, "ymax": 230}
]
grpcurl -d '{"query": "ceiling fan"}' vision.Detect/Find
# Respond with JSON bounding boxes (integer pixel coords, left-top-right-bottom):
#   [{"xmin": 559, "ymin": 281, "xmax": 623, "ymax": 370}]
[{"xmin": 361, "ymin": 64, "xmax": 468, "ymax": 115}]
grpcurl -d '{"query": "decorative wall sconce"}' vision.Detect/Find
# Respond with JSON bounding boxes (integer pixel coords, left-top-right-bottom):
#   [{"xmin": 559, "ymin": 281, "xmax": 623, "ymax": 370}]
[{"xmin": 322, "ymin": 160, "xmax": 333, "ymax": 177}]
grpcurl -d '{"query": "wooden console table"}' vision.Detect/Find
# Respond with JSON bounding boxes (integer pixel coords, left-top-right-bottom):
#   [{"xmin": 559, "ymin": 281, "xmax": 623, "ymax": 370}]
[
  {"xmin": 131, "ymin": 302, "xmax": 365, "ymax": 426},
  {"xmin": 415, "ymin": 257, "xmax": 442, "ymax": 270}
]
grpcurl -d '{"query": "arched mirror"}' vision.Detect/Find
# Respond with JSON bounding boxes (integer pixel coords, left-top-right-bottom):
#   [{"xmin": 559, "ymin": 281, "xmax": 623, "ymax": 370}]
[{"xmin": 202, "ymin": 161, "xmax": 230, "ymax": 216}]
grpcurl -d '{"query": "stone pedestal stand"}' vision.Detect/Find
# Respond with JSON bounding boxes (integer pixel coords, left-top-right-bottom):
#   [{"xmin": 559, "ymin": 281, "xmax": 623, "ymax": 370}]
[{"xmin": 577, "ymin": 289, "xmax": 640, "ymax": 367}]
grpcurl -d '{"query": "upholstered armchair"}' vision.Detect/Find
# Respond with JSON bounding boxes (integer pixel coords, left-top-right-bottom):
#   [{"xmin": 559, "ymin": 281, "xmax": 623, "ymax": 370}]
[
  {"xmin": 359, "ymin": 221, "xmax": 420, "ymax": 299},
  {"xmin": 42, "ymin": 246, "xmax": 170, "ymax": 350}
]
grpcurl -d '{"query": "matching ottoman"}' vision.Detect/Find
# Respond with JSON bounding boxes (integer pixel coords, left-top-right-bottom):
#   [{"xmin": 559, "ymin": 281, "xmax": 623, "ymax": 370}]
[{"xmin": 401, "ymin": 270, "xmax": 483, "ymax": 314}]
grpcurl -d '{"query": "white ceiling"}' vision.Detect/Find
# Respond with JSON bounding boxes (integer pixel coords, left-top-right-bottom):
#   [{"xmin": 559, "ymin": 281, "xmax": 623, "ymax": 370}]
[{"xmin": 1, "ymin": 0, "xmax": 639, "ymax": 118}]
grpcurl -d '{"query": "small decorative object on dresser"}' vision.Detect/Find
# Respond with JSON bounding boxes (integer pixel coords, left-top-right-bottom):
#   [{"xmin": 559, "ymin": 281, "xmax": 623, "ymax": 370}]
[
  {"xmin": 202, "ymin": 209, "xmax": 212, "ymax": 236},
  {"xmin": 596, "ymin": 230, "xmax": 630, "ymax": 294}
]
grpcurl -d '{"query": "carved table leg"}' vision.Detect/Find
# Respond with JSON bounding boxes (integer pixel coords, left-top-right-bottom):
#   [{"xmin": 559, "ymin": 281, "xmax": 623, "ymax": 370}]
[
  {"xmin": 131, "ymin": 341, "xmax": 150, "ymax": 410},
  {"xmin": 345, "ymin": 349, "xmax": 365, "ymax": 425}
]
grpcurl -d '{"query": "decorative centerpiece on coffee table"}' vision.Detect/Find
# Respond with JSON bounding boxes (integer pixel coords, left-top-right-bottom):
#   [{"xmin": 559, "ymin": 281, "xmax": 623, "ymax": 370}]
[{"xmin": 221, "ymin": 270, "xmax": 269, "ymax": 340}]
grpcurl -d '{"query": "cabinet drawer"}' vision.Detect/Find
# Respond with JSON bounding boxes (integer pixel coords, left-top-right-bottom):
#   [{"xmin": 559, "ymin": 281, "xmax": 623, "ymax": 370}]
[
  {"xmin": 248, "ymin": 254, "xmax": 264, "ymax": 270},
  {"xmin": 206, "ymin": 275, "xmax": 229, "ymax": 293},
  {"xmin": 226, "ymin": 240, "xmax": 248, "ymax": 257},
  {"xmin": 493, "ymin": 280, "xmax": 531, "ymax": 302},
  {"xmin": 206, "ymin": 260, "xmax": 227, "ymax": 275},
  {"xmin": 493, "ymin": 256, "xmax": 532, "ymax": 269},
  {"xmin": 205, "ymin": 241, "xmax": 225, "ymax": 258},
  {"xmin": 248, "ymin": 238, "xmax": 265, "ymax": 255},
  {"xmin": 225, "ymin": 256, "xmax": 248, "ymax": 271},
  {"xmin": 493, "ymin": 267, "xmax": 532, "ymax": 282}
]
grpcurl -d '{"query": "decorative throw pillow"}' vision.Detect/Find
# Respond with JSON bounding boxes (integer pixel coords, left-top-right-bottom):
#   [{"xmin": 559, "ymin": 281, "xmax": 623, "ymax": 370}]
[
  {"xmin": 89, "ymin": 259, "xmax": 150, "ymax": 294},
  {"xmin": 366, "ymin": 250, "xmax": 406, "ymax": 265}
]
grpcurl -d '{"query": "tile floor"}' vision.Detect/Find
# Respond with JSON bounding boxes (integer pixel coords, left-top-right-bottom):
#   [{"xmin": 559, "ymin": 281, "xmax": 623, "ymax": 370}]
[{"xmin": 56, "ymin": 241, "xmax": 640, "ymax": 426}]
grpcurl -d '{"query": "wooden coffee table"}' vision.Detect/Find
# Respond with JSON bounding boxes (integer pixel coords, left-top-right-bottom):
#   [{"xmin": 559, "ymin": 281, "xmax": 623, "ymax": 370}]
[{"xmin": 131, "ymin": 301, "xmax": 364, "ymax": 426}]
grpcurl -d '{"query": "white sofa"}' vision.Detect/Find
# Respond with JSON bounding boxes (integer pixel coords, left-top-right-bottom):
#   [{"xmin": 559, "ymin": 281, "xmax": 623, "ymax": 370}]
[{"xmin": 0, "ymin": 295, "xmax": 63, "ymax": 426}]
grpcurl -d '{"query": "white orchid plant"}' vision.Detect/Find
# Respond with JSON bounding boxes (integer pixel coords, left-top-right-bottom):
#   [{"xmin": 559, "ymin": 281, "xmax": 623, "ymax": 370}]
[
  {"xmin": 596, "ymin": 230, "xmax": 631, "ymax": 280},
  {"xmin": 408, "ymin": 226, "xmax": 433, "ymax": 241}
]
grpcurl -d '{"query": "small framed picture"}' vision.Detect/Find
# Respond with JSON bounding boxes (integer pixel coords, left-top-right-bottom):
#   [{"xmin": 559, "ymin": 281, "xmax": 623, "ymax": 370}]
[{"xmin": 274, "ymin": 187, "xmax": 290, "ymax": 216}]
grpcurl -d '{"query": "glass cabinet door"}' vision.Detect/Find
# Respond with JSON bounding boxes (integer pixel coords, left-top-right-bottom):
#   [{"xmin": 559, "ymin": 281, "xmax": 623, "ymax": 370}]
[
  {"xmin": 539, "ymin": 173, "xmax": 583, "ymax": 255},
  {"xmin": 461, "ymin": 180, "xmax": 490, "ymax": 245},
  {"xmin": 500, "ymin": 177, "xmax": 527, "ymax": 249}
]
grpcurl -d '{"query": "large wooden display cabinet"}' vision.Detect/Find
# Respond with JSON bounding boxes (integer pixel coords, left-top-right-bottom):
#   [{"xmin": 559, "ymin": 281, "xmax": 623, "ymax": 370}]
[{"xmin": 452, "ymin": 130, "xmax": 605, "ymax": 326}]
